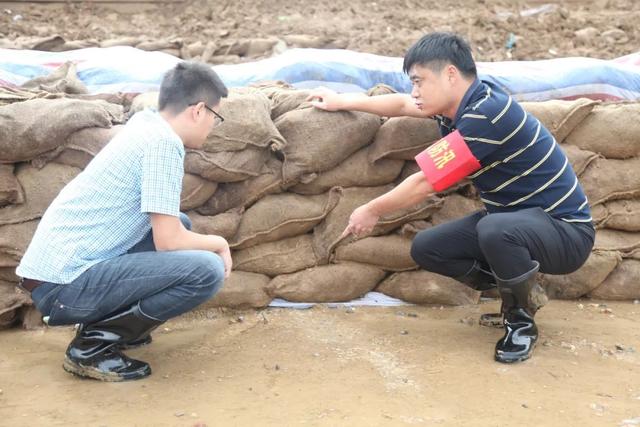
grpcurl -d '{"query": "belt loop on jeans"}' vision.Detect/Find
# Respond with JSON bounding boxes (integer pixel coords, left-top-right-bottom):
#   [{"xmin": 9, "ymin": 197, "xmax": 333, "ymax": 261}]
[{"xmin": 17, "ymin": 278, "xmax": 45, "ymax": 293}]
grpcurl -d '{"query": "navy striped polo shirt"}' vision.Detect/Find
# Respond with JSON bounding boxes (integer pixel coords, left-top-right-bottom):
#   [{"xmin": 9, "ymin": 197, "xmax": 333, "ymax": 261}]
[{"xmin": 436, "ymin": 78, "xmax": 592, "ymax": 223}]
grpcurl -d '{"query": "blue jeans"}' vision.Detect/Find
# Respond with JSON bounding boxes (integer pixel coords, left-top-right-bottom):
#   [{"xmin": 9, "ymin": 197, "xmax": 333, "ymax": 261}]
[{"xmin": 31, "ymin": 213, "xmax": 225, "ymax": 326}]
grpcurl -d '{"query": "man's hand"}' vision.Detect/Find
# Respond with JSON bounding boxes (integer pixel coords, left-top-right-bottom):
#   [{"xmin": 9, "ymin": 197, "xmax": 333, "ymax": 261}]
[
  {"xmin": 218, "ymin": 244, "xmax": 233, "ymax": 279},
  {"xmin": 306, "ymin": 87, "xmax": 344, "ymax": 111},
  {"xmin": 341, "ymin": 203, "xmax": 380, "ymax": 239}
]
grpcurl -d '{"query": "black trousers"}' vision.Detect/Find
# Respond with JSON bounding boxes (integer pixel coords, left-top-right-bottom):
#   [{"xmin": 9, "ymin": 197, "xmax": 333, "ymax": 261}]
[{"xmin": 411, "ymin": 207, "xmax": 595, "ymax": 281}]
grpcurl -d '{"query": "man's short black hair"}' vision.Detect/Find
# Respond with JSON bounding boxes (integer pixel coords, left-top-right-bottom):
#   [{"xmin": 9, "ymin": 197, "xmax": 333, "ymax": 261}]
[
  {"xmin": 158, "ymin": 61, "xmax": 228, "ymax": 113},
  {"xmin": 403, "ymin": 32, "xmax": 477, "ymax": 79}
]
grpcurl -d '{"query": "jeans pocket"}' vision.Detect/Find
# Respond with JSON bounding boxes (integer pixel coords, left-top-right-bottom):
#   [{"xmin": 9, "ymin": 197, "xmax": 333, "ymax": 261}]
[{"xmin": 47, "ymin": 299, "xmax": 97, "ymax": 326}]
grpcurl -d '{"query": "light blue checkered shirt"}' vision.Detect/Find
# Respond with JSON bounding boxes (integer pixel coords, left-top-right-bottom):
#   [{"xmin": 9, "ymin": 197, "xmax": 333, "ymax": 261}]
[{"xmin": 17, "ymin": 110, "xmax": 185, "ymax": 284}]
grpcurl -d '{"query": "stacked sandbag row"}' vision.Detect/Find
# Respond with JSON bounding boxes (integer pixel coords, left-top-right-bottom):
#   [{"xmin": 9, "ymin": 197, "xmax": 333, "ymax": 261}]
[
  {"xmin": 1, "ymin": 78, "xmax": 639, "ymax": 328},
  {"xmin": 521, "ymin": 99, "xmax": 640, "ymax": 301}
]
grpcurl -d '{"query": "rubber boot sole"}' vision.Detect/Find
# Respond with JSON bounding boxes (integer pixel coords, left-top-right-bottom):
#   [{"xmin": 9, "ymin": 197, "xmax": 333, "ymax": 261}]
[{"xmin": 63, "ymin": 356, "xmax": 151, "ymax": 381}]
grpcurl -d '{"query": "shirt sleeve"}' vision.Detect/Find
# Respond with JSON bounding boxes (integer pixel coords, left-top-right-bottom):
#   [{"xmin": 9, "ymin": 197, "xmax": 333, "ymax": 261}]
[
  {"xmin": 455, "ymin": 105, "xmax": 529, "ymax": 162},
  {"xmin": 140, "ymin": 137, "xmax": 184, "ymax": 216}
]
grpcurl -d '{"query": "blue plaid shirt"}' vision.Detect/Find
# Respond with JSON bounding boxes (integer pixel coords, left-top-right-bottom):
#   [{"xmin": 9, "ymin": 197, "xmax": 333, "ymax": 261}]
[{"xmin": 17, "ymin": 110, "xmax": 185, "ymax": 284}]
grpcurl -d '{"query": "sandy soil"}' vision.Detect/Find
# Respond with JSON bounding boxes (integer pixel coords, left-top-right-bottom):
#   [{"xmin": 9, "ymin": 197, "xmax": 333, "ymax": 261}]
[
  {"xmin": 1, "ymin": 300, "xmax": 639, "ymax": 426},
  {"xmin": 0, "ymin": 0, "xmax": 639, "ymax": 61}
]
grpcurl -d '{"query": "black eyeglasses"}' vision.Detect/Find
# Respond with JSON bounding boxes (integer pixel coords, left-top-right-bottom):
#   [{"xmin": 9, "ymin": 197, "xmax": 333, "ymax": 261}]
[{"xmin": 189, "ymin": 102, "xmax": 225, "ymax": 124}]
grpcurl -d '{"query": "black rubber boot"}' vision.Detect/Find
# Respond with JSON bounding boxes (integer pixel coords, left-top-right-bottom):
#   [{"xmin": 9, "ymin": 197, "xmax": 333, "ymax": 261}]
[
  {"xmin": 63, "ymin": 304, "xmax": 163, "ymax": 381},
  {"xmin": 494, "ymin": 261, "xmax": 540, "ymax": 363},
  {"xmin": 455, "ymin": 261, "xmax": 496, "ymax": 291},
  {"xmin": 120, "ymin": 334, "xmax": 153, "ymax": 350}
]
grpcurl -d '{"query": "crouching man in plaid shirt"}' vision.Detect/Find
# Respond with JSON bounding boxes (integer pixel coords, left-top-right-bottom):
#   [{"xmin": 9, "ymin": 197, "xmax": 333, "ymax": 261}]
[{"xmin": 16, "ymin": 62, "xmax": 232, "ymax": 381}]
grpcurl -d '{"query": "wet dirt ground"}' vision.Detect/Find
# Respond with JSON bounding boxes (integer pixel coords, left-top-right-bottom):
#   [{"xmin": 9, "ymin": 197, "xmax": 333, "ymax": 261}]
[{"xmin": 1, "ymin": 300, "xmax": 639, "ymax": 426}]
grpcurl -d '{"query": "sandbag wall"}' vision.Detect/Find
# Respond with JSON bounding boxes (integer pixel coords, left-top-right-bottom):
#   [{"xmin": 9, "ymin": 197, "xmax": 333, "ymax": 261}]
[{"xmin": 1, "ymin": 83, "xmax": 639, "ymax": 330}]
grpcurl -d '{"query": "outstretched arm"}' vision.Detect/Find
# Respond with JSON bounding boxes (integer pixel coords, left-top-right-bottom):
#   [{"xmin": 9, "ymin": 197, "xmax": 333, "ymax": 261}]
[
  {"xmin": 306, "ymin": 88, "xmax": 431, "ymax": 118},
  {"xmin": 342, "ymin": 172, "xmax": 434, "ymax": 237}
]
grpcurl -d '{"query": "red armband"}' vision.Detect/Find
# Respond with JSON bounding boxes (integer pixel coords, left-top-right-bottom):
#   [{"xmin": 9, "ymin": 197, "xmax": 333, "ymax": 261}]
[{"xmin": 415, "ymin": 130, "xmax": 481, "ymax": 192}]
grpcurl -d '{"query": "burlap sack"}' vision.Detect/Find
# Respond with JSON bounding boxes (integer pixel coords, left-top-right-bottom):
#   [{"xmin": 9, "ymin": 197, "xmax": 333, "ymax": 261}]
[
  {"xmin": 540, "ymin": 250, "xmax": 620, "ymax": 299},
  {"xmin": 0, "ymin": 163, "xmax": 80, "ymax": 226},
  {"xmin": 32, "ymin": 125, "xmax": 122, "ymax": 169},
  {"xmin": 593, "ymin": 229, "xmax": 640, "ymax": 253},
  {"xmin": 565, "ymin": 103, "xmax": 640, "ymax": 159},
  {"xmin": 580, "ymin": 157, "xmax": 640, "ymax": 205},
  {"xmin": 234, "ymin": 234, "xmax": 318, "ymax": 276},
  {"xmin": 521, "ymin": 98, "xmax": 597, "ymax": 143},
  {"xmin": 187, "ymin": 209, "xmax": 243, "ymax": 241},
  {"xmin": 561, "ymin": 144, "xmax": 599, "ymax": 177},
  {"xmin": 593, "ymin": 199, "xmax": 640, "ymax": 232},
  {"xmin": 0, "ymin": 164, "xmax": 23, "ymax": 207},
  {"xmin": 0, "ymin": 98, "xmax": 123, "ymax": 163},
  {"xmin": 21, "ymin": 61, "xmax": 89, "ymax": 95},
  {"xmin": 312, "ymin": 186, "xmax": 443, "ymax": 263},
  {"xmin": 275, "ymin": 107, "xmax": 380, "ymax": 183},
  {"xmin": 0, "ymin": 86, "xmax": 61, "ymax": 106},
  {"xmin": 376, "ymin": 270, "xmax": 480, "ymax": 305},
  {"xmin": 397, "ymin": 160, "xmax": 421, "ymax": 182},
  {"xmin": 201, "ymin": 88, "xmax": 286, "ymax": 153},
  {"xmin": 366, "ymin": 84, "xmax": 397, "ymax": 96},
  {"xmin": 201, "ymin": 271, "xmax": 272, "ymax": 309},
  {"xmin": 398, "ymin": 220, "xmax": 432, "ymax": 239},
  {"xmin": 588, "ymin": 259, "xmax": 640, "ymax": 300},
  {"xmin": 268, "ymin": 88, "xmax": 312, "ymax": 120},
  {"xmin": 0, "ymin": 220, "xmax": 38, "ymax": 267},
  {"xmin": 184, "ymin": 147, "xmax": 271, "ymax": 183},
  {"xmin": 290, "ymin": 146, "xmax": 404, "ymax": 195},
  {"xmin": 269, "ymin": 262, "xmax": 386, "ymax": 302},
  {"xmin": 231, "ymin": 188, "xmax": 341, "ymax": 249},
  {"xmin": 0, "ymin": 267, "xmax": 19, "ymax": 282},
  {"xmin": 0, "ymin": 282, "xmax": 32, "ymax": 330},
  {"xmin": 196, "ymin": 157, "xmax": 285, "ymax": 216},
  {"xmin": 430, "ymin": 194, "xmax": 483, "ymax": 226},
  {"xmin": 180, "ymin": 173, "xmax": 218, "ymax": 211},
  {"xmin": 129, "ymin": 89, "xmax": 286, "ymax": 153},
  {"xmin": 368, "ymin": 116, "xmax": 441, "ymax": 162},
  {"xmin": 332, "ymin": 234, "xmax": 417, "ymax": 271}
]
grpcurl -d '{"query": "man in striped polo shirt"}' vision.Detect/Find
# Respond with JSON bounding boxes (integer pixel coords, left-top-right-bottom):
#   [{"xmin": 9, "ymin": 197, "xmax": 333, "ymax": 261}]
[{"xmin": 307, "ymin": 32, "xmax": 595, "ymax": 363}]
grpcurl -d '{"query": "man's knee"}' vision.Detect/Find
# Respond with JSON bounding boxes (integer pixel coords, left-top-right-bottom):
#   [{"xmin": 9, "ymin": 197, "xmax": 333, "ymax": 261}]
[
  {"xmin": 179, "ymin": 212, "xmax": 192, "ymax": 231},
  {"xmin": 476, "ymin": 214, "xmax": 509, "ymax": 250},
  {"xmin": 410, "ymin": 230, "xmax": 441, "ymax": 271},
  {"xmin": 188, "ymin": 251, "xmax": 225, "ymax": 298}
]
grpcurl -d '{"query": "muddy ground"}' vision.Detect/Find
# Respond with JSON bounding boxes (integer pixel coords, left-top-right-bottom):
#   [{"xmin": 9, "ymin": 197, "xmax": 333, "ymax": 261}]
[
  {"xmin": 0, "ymin": 0, "xmax": 639, "ymax": 62},
  {"xmin": 1, "ymin": 301, "xmax": 639, "ymax": 426}
]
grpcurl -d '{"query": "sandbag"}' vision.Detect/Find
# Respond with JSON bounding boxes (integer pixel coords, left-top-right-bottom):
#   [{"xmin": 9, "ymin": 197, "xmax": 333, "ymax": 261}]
[
  {"xmin": 0, "ymin": 282, "xmax": 32, "ymax": 330},
  {"xmin": 540, "ymin": 250, "xmax": 620, "ymax": 299},
  {"xmin": 0, "ymin": 220, "xmax": 38, "ymax": 267},
  {"xmin": 593, "ymin": 229, "xmax": 640, "ymax": 253},
  {"xmin": 197, "ymin": 158, "xmax": 285, "ymax": 215},
  {"xmin": 275, "ymin": 107, "xmax": 380, "ymax": 183},
  {"xmin": 0, "ymin": 86, "xmax": 61, "ymax": 106},
  {"xmin": 580, "ymin": 157, "xmax": 640, "ymax": 205},
  {"xmin": 180, "ymin": 173, "xmax": 218, "ymax": 211},
  {"xmin": 233, "ymin": 234, "xmax": 318, "ymax": 276},
  {"xmin": 0, "ymin": 164, "xmax": 23, "ymax": 207},
  {"xmin": 521, "ymin": 98, "xmax": 597, "ymax": 143},
  {"xmin": 332, "ymin": 234, "xmax": 417, "ymax": 271},
  {"xmin": 184, "ymin": 147, "xmax": 271, "ymax": 183},
  {"xmin": 269, "ymin": 262, "xmax": 386, "ymax": 302},
  {"xmin": 398, "ymin": 220, "xmax": 432, "ymax": 239},
  {"xmin": 565, "ymin": 102, "xmax": 640, "ymax": 159},
  {"xmin": 0, "ymin": 98, "xmax": 123, "ymax": 163},
  {"xmin": 187, "ymin": 209, "xmax": 242, "ymax": 241},
  {"xmin": 0, "ymin": 267, "xmax": 19, "ymax": 283},
  {"xmin": 368, "ymin": 116, "xmax": 441, "ymax": 162},
  {"xmin": 593, "ymin": 199, "xmax": 640, "ymax": 232},
  {"xmin": 376, "ymin": 270, "xmax": 480, "ymax": 305},
  {"xmin": 312, "ymin": 186, "xmax": 443, "ymax": 263},
  {"xmin": 430, "ymin": 194, "xmax": 483, "ymax": 226},
  {"xmin": 0, "ymin": 163, "xmax": 81, "ymax": 226},
  {"xmin": 201, "ymin": 88, "xmax": 286, "ymax": 153},
  {"xmin": 255, "ymin": 85, "xmax": 312, "ymax": 119},
  {"xmin": 231, "ymin": 189, "xmax": 341, "ymax": 249},
  {"xmin": 202, "ymin": 271, "xmax": 272, "ymax": 309},
  {"xmin": 129, "ymin": 91, "xmax": 159, "ymax": 115},
  {"xmin": 21, "ymin": 61, "xmax": 89, "ymax": 95},
  {"xmin": 290, "ymin": 146, "xmax": 404, "ymax": 195},
  {"xmin": 33, "ymin": 125, "xmax": 123, "ymax": 169},
  {"xmin": 561, "ymin": 144, "xmax": 599, "ymax": 177},
  {"xmin": 589, "ymin": 259, "xmax": 640, "ymax": 300}
]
